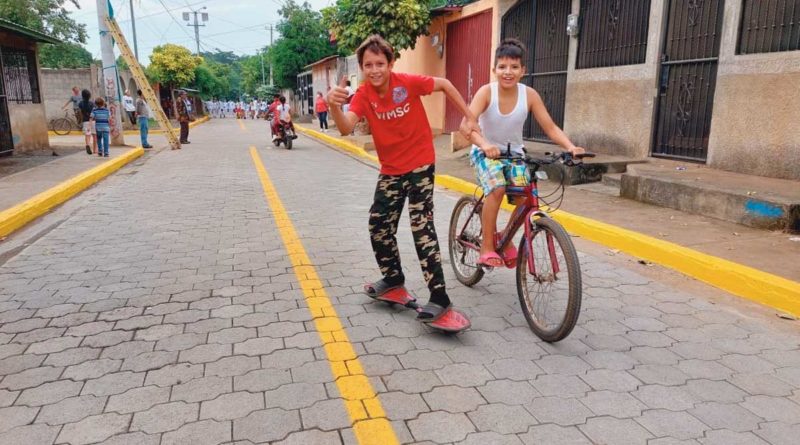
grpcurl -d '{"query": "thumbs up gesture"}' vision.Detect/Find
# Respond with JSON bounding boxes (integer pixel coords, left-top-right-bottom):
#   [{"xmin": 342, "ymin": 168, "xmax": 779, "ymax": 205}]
[{"xmin": 326, "ymin": 76, "xmax": 350, "ymax": 108}]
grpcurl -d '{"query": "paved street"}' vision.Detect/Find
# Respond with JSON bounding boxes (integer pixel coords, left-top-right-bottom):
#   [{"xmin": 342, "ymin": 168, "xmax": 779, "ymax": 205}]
[{"xmin": 1, "ymin": 118, "xmax": 799, "ymax": 445}]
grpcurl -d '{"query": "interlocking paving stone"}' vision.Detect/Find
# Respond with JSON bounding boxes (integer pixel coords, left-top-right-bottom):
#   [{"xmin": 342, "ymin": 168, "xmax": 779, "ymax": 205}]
[
  {"xmin": 273, "ymin": 429, "xmax": 342, "ymax": 445},
  {"xmin": 300, "ymin": 399, "xmax": 352, "ymax": 430},
  {"xmin": 579, "ymin": 416, "xmax": 654, "ymax": 445},
  {"xmin": 131, "ymin": 401, "xmax": 199, "ymax": 433},
  {"xmin": 407, "ymin": 411, "xmax": 477, "ymax": 443},
  {"xmin": 468, "ymin": 403, "xmax": 537, "ymax": 434},
  {"xmin": 233, "ymin": 408, "xmax": 301, "ymax": 443},
  {"xmin": 14, "ymin": 379, "xmax": 83, "ymax": 406},
  {"xmin": 200, "ymin": 391, "xmax": 264, "ymax": 421},
  {"xmin": 35, "ymin": 395, "xmax": 106, "ymax": 425},
  {"xmin": 518, "ymin": 424, "xmax": 593, "ymax": 445},
  {"xmin": 161, "ymin": 419, "xmax": 232, "ymax": 445},
  {"xmin": 0, "ymin": 424, "xmax": 60, "ymax": 445},
  {"xmin": 56, "ymin": 412, "xmax": 131, "ymax": 444},
  {"xmin": 105, "ymin": 385, "xmax": 170, "ymax": 414},
  {"xmin": 0, "ymin": 405, "xmax": 39, "ymax": 433},
  {"xmin": 636, "ymin": 409, "xmax": 709, "ymax": 440}
]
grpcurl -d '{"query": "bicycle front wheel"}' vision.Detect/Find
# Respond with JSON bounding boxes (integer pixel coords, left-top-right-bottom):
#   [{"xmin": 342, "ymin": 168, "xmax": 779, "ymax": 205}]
[
  {"xmin": 516, "ymin": 216, "xmax": 581, "ymax": 342},
  {"xmin": 52, "ymin": 119, "xmax": 72, "ymax": 135},
  {"xmin": 448, "ymin": 196, "xmax": 484, "ymax": 286}
]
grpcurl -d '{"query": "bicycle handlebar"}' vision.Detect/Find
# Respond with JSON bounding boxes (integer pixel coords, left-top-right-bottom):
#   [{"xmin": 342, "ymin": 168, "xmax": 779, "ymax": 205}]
[{"xmin": 496, "ymin": 147, "xmax": 596, "ymax": 167}]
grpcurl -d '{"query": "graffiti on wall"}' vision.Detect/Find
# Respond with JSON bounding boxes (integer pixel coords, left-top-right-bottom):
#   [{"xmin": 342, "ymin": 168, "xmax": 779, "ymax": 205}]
[{"xmin": 102, "ymin": 66, "xmax": 122, "ymax": 138}]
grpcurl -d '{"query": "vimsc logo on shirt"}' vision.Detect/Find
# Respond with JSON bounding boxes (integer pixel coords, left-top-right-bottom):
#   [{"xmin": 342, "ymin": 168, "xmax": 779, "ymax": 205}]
[{"xmin": 375, "ymin": 103, "xmax": 411, "ymax": 121}]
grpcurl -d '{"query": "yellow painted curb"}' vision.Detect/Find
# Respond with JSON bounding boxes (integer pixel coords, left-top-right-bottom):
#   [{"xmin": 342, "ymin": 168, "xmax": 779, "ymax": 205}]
[
  {"xmin": 48, "ymin": 116, "xmax": 210, "ymax": 137},
  {"xmin": 298, "ymin": 125, "xmax": 800, "ymax": 317},
  {"xmin": 0, "ymin": 147, "xmax": 145, "ymax": 238},
  {"xmin": 249, "ymin": 146, "xmax": 399, "ymax": 445}
]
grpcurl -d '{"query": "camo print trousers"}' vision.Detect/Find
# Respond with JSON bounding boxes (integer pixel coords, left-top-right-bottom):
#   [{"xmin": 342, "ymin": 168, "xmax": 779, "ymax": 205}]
[{"xmin": 369, "ymin": 164, "xmax": 450, "ymax": 306}]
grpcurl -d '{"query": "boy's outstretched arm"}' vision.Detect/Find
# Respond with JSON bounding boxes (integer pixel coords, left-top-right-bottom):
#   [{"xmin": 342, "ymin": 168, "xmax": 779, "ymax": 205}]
[
  {"xmin": 433, "ymin": 78, "xmax": 480, "ymax": 136},
  {"xmin": 327, "ymin": 77, "xmax": 359, "ymax": 135},
  {"xmin": 527, "ymin": 87, "xmax": 585, "ymax": 155}
]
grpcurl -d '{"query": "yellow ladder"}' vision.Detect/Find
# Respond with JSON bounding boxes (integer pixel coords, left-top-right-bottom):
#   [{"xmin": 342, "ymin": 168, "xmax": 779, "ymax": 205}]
[{"xmin": 104, "ymin": 17, "xmax": 180, "ymax": 149}]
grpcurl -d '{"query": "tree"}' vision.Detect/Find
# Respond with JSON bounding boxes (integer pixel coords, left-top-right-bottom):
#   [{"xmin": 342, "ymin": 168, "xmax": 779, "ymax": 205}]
[
  {"xmin": 147, "ymin": 44, "xmax": 202, "ymax": 88},
  {"xmin": 322, "ymin": 0, "xmax": 430, "ymax": 55},
  {"xmin": 269, "ymin": 0, "xmax": 337, "ymax": 89},
  {"xmin": 0, "ymin": 0, "xmax": 87, "ymax": 43},
  {"xmin": 192, "ymin": 60, "xmax": 231, "ymax": 99},
  {"xmin": 39, "ymin": 42, "xmax": 93, "ymax": 68}
]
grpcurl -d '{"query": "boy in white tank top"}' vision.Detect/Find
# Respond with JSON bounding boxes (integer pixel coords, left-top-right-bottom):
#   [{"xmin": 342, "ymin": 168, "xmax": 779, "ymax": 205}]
[{"xmin": 464, "ymin": 39, "xmax": 585, "ymax": 268}]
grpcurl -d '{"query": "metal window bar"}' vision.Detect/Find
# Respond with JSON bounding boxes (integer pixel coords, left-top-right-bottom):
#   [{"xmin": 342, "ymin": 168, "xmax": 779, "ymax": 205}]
[
  {"xmin": 738, "ymin": 0, "xmax": 800, "ymax": 54},
  {"xmin": 0, "ymin": 47, "xmax": 40, "ymax": 104},
  {"xmin": 577, "ymin": 0, "xmax": 652, "ymax": 69}
]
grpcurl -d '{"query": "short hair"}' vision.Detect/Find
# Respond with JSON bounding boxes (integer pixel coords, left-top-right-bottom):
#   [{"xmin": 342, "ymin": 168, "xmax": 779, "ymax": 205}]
[
  {"xmin": 136, "ymin": 89, "xmax": 143, "ymax": 96},
  {"xmin": 81, "ymin": 89, "xmax": 91, "ymax": 100},
  {"xmin": 495, "ymin": 38, "xmax": 526, "ymax": 65},
  {"xmin": 279, "ymin": 95, "xmax": 286, "ymax": 103},
  {"xmin": 356, "ymin": 34, "xmax": 394, "ymax": 66},
  {"xmin": 95, "ymin": 97, "xmax": 105, "ymax": 107},
  {"xmin": 273, "ymin": 93, "xmax": 280, "ymax": 98}
]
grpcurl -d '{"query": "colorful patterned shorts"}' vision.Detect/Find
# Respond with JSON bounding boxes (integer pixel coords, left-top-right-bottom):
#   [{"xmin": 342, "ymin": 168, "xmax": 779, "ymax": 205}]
[{"xmin": 469, "ymin": 145, "xmax": 530, "ymax": 195}]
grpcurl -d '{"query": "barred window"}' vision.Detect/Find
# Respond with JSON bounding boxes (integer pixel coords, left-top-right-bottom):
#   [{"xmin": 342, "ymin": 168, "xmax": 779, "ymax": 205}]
[
  {"xmin": 577, "ymin": 0, "xmax": 652, "ymax": 69},
  {"xmin": 738, "ymin": 0, "xmax": 800, "ymax": 54},
  {"xmin": 1, "ymin": 47, "xmax": 41, "ymax": 104}
]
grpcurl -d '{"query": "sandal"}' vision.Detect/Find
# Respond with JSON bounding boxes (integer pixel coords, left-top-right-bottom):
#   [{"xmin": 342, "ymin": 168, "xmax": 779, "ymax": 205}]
[
  {"xmin": 363, "ymin": 279, "xmax": 403, "ymax": 298},
  {"xmin": 477, "ymin": 251, "xmax": 504, "ymax": 268}
]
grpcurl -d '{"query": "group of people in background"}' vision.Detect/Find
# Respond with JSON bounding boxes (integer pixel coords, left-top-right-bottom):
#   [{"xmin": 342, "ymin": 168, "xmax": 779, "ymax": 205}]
[
  {"xmin": 205, "ymin": 99, "xmax": 278, "ymax": 121},
  {"xmin": 63, "ymin": 87, "xmax": 152, "ymax": 156}
]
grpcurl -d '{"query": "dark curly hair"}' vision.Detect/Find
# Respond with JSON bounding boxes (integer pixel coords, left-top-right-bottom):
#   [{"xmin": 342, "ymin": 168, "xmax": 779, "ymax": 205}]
[
  {"xmin": 495, "ymin": 38, "xmax": 526, "ymax": 65},
  {"xmin": 356, "ymin": 34, "xmax": 395, "ymax": 66}
]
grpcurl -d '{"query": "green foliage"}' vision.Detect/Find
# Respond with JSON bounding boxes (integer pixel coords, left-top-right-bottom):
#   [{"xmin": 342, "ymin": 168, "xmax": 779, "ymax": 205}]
[
  {"xmin": 0, "ymin": 0, "xmax": 87, "ymax": 43},
  {"xmin": 322, "ymin": 0, "xmax": 430, "ymax": 55},
  {"xmin": 269, "ymin": 0, "xmax": 338, "ymax": 89},
  {"xmin": 39, "ymin": 42, "xmax": 92, "ymax": 68},
  {"xmin": 116, "ymin": 55, "xmax": 128, "ymax": 71},
  {"xmin": 192, "ymin": 60, "xmax": 231, "ymax": 99},
  {"xmin": 239, "ymin": 51, "xmax": 267, "ymax": 97},
  {"xmin": 147, "ymin": 44, "xmax": 202, "ymax": 88}
]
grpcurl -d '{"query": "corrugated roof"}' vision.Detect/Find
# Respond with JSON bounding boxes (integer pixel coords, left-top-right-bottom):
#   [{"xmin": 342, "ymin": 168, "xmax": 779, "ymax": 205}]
[
  {"xmin": 304, "ymin": 55, "xmax": 340, "ymax": 69},
  {"xmin": 0, "ymin": 18, "xmax": 61, "ymax": 44}
]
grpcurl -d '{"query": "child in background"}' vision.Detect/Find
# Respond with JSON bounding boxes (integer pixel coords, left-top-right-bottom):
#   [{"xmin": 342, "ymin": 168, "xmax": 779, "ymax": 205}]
[{"xmin": 90, "ymin": 97, "xmax": 111, "ymax": 158}]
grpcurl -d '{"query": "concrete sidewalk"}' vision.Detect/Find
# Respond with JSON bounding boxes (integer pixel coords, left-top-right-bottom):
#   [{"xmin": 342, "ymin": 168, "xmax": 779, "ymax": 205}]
[{"xmin": 297, "ymin": 122, "xmax": 800, "ymax": 284}]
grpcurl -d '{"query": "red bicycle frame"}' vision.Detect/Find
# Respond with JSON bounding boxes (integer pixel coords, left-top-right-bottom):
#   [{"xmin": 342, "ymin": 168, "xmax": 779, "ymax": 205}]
[{"xmin": 457, "ymin": 179, "xmax": 561, "ymax": 277}]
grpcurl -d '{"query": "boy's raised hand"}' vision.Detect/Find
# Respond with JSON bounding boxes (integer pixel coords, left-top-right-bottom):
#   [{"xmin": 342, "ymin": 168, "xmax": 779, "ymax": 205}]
[{"xmin": 326, "ymin": 76, "xmax": 350, "ymax": 108}]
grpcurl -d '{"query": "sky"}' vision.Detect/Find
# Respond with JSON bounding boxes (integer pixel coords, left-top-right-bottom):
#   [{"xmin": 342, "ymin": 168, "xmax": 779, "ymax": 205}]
[{"xmin": 66, "ymin": 0, "xmax": 332, "ymax": 64}]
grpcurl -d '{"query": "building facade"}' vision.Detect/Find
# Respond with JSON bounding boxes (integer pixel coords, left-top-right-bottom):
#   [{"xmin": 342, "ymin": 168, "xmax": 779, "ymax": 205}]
[
  {"xmin": 0, "ymin": 18, "xmax": 60, "ymax": 155},
  {"xmin": 397, "ymin": 0, "xmax": 800, "ymax": 180}
]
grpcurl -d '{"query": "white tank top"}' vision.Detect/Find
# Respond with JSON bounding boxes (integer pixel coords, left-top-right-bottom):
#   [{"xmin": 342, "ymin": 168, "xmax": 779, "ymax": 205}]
[{"xmin": 478, "ymin": 82, "xmax": 528, "ymax": 155}]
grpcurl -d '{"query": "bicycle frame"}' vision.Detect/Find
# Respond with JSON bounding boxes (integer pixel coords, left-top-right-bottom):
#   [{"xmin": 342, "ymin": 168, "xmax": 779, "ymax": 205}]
[{"xmin": 457, "ymin": 178, "xmax": 560, "ymax": 277}]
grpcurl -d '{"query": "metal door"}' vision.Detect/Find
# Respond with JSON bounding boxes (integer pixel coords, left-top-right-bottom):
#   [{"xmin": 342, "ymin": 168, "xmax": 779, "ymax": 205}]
[
  {"xmin": 502, "ymin": 0, "xmax": 570, "ymax": 142},
  {"xmin": 653, "ymin": 0, "xmax": 724, "ymax": 162},
  {"xmin": 0, "ymin": 49, "xmax": 12, "ymax": 156},
  {"xmin": 445, "ymin": 10, "xmax": 493, "ymax": 133}
]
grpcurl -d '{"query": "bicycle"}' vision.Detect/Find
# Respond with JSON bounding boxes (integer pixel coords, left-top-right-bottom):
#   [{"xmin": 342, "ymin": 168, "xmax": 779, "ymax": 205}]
[
  {"xmin": 49, "ymin": 110, "xmax": 79, "ymax": 135},
  {"xmin": 448, "ymin": 147, "xmax": 595, "ymax": 342}
]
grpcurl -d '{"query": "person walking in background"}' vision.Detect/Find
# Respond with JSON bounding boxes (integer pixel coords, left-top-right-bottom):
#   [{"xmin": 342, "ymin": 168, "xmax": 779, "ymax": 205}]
[
  {"xmin": 78, "ymin": 89, "xmax": 96, "ymax": 155},
  {"xmin": 62, "ymin": 86, "xmax": 82, "ymax": 126},
  {"xmin": 135, "ymin": 90, "xmax": 153, "ymax": 149},
  {"xmin": 123, "ymin": 90, "xmax": 136, "ymax": 125},
  {"xmin": 176, "ymin": 90, "xmax": 191, "ymax": 146},
  {"xmin": 91, "ymin": 97, "xmax": 111, "ymax": 157},
  {"xmin": 315, "ymin": 92, "xmax": 328, "ymax": 132}
]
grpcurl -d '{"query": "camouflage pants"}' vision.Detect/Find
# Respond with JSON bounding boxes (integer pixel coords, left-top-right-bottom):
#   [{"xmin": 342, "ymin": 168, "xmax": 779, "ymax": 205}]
[{"xmin": 369, "ymin": 164, "xmax": 450, "ymax": 306}]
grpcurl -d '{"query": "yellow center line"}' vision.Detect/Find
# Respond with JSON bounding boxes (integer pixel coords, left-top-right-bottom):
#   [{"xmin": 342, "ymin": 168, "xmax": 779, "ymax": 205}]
[
  {"xmin": 249, "ymin": 146, "xmax": 399, "ymax": 445},
  {"xmin": 238, "ymin": 119, "xmax": 247, "ymax": 131}
]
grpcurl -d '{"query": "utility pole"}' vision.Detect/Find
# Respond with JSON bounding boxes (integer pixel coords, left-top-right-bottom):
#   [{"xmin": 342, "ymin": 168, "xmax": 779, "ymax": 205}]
[
  {"xmin": 183, "ymin": 6, "xmax": 208, "ymax": 55},
  {"xmin": 260, "ymin": 53, "xmax": 266, "ymax": 86},
  {"xmin": 267, "ymin": 24, "xmax": 274, "ymax": 86},
  {"xmin": 96, "ymin": 0, "xmax": 125, "ymax": 146},
  {"xmin": 128, "ymin": 0, "xmax": 139, "ymax": 60}
]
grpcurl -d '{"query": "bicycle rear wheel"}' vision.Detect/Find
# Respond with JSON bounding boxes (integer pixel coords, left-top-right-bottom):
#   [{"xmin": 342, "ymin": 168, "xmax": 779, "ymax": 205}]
[
  {"xmin": 52, "ymin": 118, "xmax": 72, "ymax": 135},
  {"xmin": 448, "ymin": 196, "xmax": 484, "ymax": 286},
  {"xmin": 516, "ymin": 216, "xmax": 581, "ymax": 342}
]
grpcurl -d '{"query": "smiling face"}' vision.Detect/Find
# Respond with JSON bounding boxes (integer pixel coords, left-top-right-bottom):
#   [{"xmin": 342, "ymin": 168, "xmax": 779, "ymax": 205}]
[
  {"xmin": 493, "ymin": 57, "xmax": 525, "ymax": 89},
  {"xmin": 361, "ymin": 49, "xmax": 394, "ymax": 93}
]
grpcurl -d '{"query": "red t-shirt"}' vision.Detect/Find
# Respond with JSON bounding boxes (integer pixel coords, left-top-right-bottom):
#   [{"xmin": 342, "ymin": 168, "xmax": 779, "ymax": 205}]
[
  {"xmin": 315, "ymin": 97, "xmax": 328, "ymax": 113},
  {"xmin": 349, "ymin": 72, "xmax": 435, "ymax": 175}
]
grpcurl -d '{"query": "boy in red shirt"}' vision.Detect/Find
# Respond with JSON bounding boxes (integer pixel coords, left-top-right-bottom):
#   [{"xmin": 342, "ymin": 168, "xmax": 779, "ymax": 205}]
[{"xmin": 327, "ymin": 35, "xmax": 479, "ymax": 329}]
